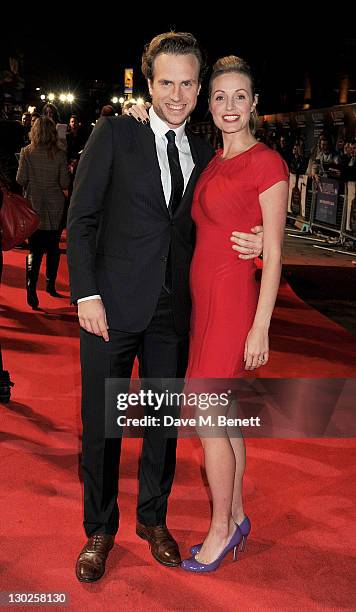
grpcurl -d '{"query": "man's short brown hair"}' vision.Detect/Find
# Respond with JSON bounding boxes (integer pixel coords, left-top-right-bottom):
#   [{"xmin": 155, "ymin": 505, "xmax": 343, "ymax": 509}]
[{"xmin": 141, "ymin": 31, "xmax": 207, "ymax": 83}]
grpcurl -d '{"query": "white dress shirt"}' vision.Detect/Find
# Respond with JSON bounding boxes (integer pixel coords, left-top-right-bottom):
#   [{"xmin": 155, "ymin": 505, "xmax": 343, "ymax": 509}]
[
  {"xmin": 78, "ymin": 107, "xmax": 194, "ymax": 303},
  {"xmin": 148, "ymin": 106, "xmax": 194, "ymax": 205}
]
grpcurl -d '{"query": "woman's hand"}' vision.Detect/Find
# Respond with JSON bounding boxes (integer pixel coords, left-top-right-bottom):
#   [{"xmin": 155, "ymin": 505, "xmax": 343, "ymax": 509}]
[
  {"xmin": 244, "ymin": 326, "xmax": 269, "ymax": 370},
  {"xmin": 125, "ymin": 102, "xmax": 151, "ymax": 123}
]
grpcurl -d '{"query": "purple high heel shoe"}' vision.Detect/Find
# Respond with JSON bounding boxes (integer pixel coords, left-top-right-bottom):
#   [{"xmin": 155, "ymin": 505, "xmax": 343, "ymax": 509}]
[
  {"xmin": 189, "ymin": 516, "xmax": 251, "ymax": 556},
  {"xmin": 181, "ymin": 525, "xmax": 242, "ymax": 573}
]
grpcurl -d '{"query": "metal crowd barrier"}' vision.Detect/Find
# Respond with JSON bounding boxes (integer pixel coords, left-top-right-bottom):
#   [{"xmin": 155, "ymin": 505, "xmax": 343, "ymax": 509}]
[{"xmin": 287, "ymin": 173, "xmax": 356, "ymax": 251}]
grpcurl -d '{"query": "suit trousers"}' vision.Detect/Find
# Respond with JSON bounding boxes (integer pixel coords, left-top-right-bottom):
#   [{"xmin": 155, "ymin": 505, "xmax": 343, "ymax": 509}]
[{"xmin": 80, "ymin": 288, "xmax": 189, "ymax": 536}]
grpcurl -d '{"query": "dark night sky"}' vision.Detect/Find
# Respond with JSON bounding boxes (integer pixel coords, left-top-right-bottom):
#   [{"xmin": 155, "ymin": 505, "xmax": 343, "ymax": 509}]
[{"xmin": 1, "ymin": 18, "xmax": 355, "ymax": 118}]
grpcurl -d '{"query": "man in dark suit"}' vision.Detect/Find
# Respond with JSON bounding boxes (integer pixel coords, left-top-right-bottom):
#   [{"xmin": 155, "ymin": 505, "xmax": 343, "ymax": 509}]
[{"xmin": 67, "ymin": 32, "xmax": 263, "ymax": 582}]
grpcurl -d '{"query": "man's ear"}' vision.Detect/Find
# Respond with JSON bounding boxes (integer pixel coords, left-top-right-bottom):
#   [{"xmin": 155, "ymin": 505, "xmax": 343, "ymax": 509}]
[
  {"xmin": 148, "ymin": 79, "xmax": 153, "ymax": 96},
  {"xmin": 197, "ymin": 83, "xmax": 201, "ymax": 96}
]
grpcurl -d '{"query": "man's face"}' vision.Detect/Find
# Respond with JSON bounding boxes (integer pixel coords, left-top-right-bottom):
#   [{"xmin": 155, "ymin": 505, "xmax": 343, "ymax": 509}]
[
  {"xmin": 148, "ymin": 53, "xmax": 201, "ymax": 128},
  {"xmin": 70, "ymin": 117, "xmax": 78, "ymax": 130},
  {"xmin": 319, "ymin": 138, "xmax": 329, "ymax": 152},
  {"xmin": 22, "ymin": 114, "xmax": 31, "ymax": 127}
]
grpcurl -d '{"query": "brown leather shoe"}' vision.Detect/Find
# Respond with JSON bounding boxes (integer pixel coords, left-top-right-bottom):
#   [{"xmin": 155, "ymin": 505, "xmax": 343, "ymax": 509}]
[
  {"xmin": 136, "ymin": 522, "xmax": 181, "ymax": 567},
  {"xmin": 75, "ymin": 534, "xmax": 115, "ymax": 582}
]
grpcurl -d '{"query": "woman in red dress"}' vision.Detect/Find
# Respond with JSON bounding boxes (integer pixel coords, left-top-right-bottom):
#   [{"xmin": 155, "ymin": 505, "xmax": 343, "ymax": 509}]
[{"xmin": 182, "ymin": 57, "xmax": 289, "ymax": 573}]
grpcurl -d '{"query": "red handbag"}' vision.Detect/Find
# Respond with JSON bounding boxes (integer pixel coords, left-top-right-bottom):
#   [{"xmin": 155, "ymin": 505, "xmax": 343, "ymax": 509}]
[{"xmin": 0, "ymin": 188, "xmax": 39, "ymax": 250}]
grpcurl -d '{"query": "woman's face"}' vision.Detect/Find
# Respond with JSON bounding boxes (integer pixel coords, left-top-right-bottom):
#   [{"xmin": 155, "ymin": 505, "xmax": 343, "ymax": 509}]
[
  {"xmin": 209, "ymin": 72, "xmax": 255, "ymax": 135},
  {"xmin": 344, "ymin": 142, "xmax": 352, "ymax": 156}
]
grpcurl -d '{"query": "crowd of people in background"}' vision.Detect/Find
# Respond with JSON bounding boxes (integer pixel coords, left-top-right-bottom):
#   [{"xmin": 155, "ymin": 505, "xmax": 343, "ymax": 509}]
[{"xmin": 264, "ymin": 133, "xmax": 356, "ymax": 182}]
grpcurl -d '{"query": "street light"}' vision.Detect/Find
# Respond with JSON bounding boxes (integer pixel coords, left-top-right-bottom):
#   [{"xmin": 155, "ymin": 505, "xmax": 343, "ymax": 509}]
[
  {"xmin": 48, "ymin": 93, "xmax": 55, "ymax": 101},
  {"xmin": 111, "ymin": 96, "xmax": 118, "ymax": 104}
]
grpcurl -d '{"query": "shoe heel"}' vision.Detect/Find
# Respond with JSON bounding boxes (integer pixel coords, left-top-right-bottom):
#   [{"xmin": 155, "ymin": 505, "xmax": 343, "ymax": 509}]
[
  {"xmin": 232, "ymin": 545, "xmax": 238, "ymax": 562},
  {"xmin": 239, "ymin": 535, "xmax": 247, "ymax": 553}
]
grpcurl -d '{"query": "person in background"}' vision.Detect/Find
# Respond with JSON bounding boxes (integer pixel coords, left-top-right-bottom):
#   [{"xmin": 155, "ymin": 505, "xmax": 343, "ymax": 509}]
[
  {"xmin": 66, "ymin": 116, "xmax": 86, "ymax": 158},
  {"xmin": 21, "ymin": 112, "xmax": 32, "ymax": 145},
  {"xmin": 333, "ymin": 136, "xmax": 346, "ymax": 165},
  {"xmin": 278, "ymin": 135, "xmax": 291, "ymax": 165},
  {"xmin": 66, "ymin": 115, "xmax": 88, "ymax": 183},
  {"xmin": 16, "ymin": 116, "xmax": 70, "ymax": 309},
  {"xmin": 30, "ymin": 111, "xmax": 40, "ymax": 127},
  {"xmin": 343, "ymin": 142, "xmax": 353, "ymax": 163},
  {"xmin": 42, "ymin": 102, "xmax": 60, "ymax": 124},
  {"xmin": 42, "ymin": 103, "xmax": 67, "ymax": 149},
  {"xmin": 343, "ymin": 141, "xmax": 356, "ymax": 182},
  {"xmin": 0, "ymin": 166, "xmax": 15, "ymax": 403},
  {"xmin": 289, "ymin": 142, "xmax": 306, "ymax": 175},
  {"xmin": 307, "ymin": 134, "xmax": 334, "ymax": 180},
  {"xmin": 0, "ymin": 119, "xmax": 24, "ymax": 190},
  {"xmin": 100, "ymin": 104, "xmax": 115, "ymax": 117}
]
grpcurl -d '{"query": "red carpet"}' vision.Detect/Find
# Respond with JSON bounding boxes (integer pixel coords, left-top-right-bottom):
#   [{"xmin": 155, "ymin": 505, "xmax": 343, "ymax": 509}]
[{"xmin": 1, "ymin": 244, "xmax": 356, "ymax": 610}]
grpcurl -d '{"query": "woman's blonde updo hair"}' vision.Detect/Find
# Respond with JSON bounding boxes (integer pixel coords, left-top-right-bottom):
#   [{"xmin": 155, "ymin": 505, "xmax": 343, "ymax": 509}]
[{"xmin": 209, "ymin": 55, "xmax": 258, "ymax": 133}]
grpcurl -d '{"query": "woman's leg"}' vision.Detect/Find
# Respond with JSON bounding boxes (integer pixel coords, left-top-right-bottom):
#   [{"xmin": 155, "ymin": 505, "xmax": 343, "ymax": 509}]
[
  {"xmin": 45, "ymin": 230, "xmax": 61, "ymax": 295},
  {"xmin": 226, "ymin": 399, "xmax": 247, "ymax": 524},
  {"xmin": 195, "ymin": 435, "xmax": 236, "ymax": 563},
  {"xmin": 26, "ymin": 231, "xmax": 44, "ymax": 309},
  {"xmin": 228, "ymin": 436, "xmax": 246, "ymax": 524}
]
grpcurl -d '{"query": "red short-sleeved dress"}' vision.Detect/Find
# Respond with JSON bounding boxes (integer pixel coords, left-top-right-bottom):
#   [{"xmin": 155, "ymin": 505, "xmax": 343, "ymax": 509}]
[{"xmin": 186, "ymin": 142, "xmax": 289, "ymax": 379}]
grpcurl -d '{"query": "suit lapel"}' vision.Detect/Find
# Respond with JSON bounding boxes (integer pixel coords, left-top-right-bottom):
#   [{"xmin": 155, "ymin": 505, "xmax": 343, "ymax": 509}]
[{"xmin": 173, "ymin": 128, "xmax": 203, "ymax": 216}]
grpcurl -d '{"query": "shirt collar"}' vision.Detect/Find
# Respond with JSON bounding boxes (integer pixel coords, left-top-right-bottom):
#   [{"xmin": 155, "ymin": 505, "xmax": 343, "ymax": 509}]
[{"xmin": 149, "ymin": 106, "xmax": 186, "ymax": 148}]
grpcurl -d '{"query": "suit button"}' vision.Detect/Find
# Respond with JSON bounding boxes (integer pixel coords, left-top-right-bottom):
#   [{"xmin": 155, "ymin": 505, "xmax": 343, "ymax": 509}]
[{"xmin": 161, "ymin": 256, "xmax": 167, "ymax": 262}]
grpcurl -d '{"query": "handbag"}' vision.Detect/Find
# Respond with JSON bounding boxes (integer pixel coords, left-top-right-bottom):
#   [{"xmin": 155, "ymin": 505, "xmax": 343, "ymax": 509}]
[{"xmin": 0, "ymin": 188, "xmax": 39, "ymax": 251}]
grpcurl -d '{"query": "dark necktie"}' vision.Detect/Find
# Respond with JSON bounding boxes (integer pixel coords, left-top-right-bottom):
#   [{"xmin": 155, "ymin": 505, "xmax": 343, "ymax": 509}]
[
  {"xmin": 165, "ymin": 130, "xmax": 184, "ymax": 215},
  {"xmin": 162, "ymin": 131, "xmax": 184, "ymax": 294}
]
